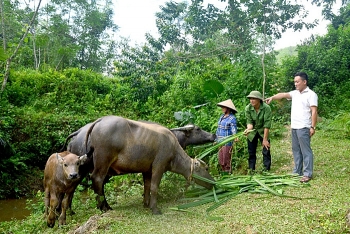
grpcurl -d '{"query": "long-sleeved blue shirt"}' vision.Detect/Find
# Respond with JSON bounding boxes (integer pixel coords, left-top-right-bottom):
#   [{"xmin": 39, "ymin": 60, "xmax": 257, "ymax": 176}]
[{"xmin": 215, "ymin": 113, "xmax": 237, "ymax": 146}]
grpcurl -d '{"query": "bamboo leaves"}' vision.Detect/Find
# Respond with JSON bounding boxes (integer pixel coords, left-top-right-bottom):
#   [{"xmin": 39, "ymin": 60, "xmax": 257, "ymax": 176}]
[
  {"xmin": 196, "ymin": 130, "xmax": 251, "ymax": 160},
  {"xmin": 174, "ymin": 173, "xmax": 310, "ymax": 213}
]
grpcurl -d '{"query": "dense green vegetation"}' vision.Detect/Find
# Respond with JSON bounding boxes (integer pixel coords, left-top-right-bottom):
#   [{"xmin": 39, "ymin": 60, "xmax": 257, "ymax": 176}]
[
  {"xmin": 1, "ymin": 0, "xmax": 350, "ymax": 198},
  {"xmin": 0, "ymin": 0, "xmax": 350, "ymax": 230}
]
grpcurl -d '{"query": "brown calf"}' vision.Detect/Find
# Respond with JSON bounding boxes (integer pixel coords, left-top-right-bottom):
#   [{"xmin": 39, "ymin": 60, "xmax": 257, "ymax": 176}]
[{"xmin": 43, "ymin": 150, "xmax": 92, "ymax": 228}]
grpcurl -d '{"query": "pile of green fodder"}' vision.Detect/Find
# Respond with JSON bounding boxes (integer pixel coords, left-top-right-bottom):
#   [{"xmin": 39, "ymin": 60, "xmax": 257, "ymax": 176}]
[{"xmin": 174, "ymin": 173, "xmax": 310, "ymax": 213}]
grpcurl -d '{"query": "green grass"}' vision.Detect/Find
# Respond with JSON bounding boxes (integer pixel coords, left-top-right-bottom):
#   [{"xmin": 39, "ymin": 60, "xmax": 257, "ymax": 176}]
[{"xmin": 0, "ymin": 128, "xmax": 349, "ymax": 234}]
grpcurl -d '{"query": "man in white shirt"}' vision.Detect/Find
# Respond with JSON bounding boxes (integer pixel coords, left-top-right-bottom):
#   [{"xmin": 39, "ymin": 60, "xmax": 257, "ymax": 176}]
[{"xmin": 265, "ymin": 72, "xmax": 318, "ymax": 183}]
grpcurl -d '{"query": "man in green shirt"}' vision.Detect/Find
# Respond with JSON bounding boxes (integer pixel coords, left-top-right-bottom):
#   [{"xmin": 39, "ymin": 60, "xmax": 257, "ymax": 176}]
[{"xmin": 244, "ymin": 91, "xmax": 272, "ymax": 171}]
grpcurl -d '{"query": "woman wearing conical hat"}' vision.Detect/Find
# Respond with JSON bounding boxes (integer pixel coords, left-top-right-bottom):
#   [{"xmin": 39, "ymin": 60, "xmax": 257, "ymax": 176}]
[{"xmin": 215, "ymin": 99, "xmax": 238, "ymax": 174}]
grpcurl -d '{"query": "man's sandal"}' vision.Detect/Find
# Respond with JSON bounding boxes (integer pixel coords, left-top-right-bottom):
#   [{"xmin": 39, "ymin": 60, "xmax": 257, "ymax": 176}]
[{"xmin": 300, "ymin": 176, "xmax": 311, "ymax": 183}]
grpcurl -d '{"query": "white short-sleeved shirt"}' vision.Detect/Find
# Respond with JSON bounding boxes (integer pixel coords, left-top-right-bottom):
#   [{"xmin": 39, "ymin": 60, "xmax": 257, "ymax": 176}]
[{"xmin": 288, "ymin": 87, "xmax": 318, "ymax": 129}]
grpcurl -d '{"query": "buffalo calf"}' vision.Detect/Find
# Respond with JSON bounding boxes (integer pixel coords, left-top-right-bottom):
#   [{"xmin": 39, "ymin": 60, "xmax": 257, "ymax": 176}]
[{"xmin": 43, "ymin": 150, "xmax": 92, "ymax": 228}]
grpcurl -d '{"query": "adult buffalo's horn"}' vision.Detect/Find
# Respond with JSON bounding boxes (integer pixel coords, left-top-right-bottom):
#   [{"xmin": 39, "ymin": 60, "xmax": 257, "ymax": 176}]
[
  {"xmin": 195, "ymin": 158, "xmax": 206, "ymax": 166},
  {"xmin": 197, "ymin": 158, "xmax": 205, "ymax": 164},
  {"xmin": 170, "ymin": 124, "xmax": 195, "ymax": 131}
]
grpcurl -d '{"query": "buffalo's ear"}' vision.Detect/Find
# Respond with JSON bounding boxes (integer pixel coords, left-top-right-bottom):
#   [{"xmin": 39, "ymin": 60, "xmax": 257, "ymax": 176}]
[
  {"xmin": 79, "ymin": 147, "xmax": 94, "ymax": 165},
  {"xmin": 79, "ymin": 154, "xmax": 89, "ymax": 165},
  {"xmin": 56, "ymin": 153, "xmax": 64, "ymax": 165},
  {"xmin": 194, "ymin": 159, "xmax": 201, "ymax": 171},
  {"xmin": 194, "ymin": 159, "xmax": 207, "ymax": 171}
]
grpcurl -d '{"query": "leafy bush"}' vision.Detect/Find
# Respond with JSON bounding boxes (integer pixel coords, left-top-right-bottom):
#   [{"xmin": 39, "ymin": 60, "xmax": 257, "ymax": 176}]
[
  {"xmin": 279, "ymin": 24, "xmax": 350, "ymax": 118},
  {"xmin": 0, "ymin": 68, "xmax": 135, "ymax": 198},
  {"xmin": 318, "ymin": 111, "xmax": 350, "ymax": 139}
]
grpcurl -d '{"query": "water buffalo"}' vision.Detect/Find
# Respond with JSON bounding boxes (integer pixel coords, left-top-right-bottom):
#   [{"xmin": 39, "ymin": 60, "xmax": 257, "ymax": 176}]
[
  {"xmin": 170, "ymin": 124, "xmax": 215, "ymax": 149},
  {"xmin": 43, "ymin": 150, "xmax": 92, "ymax": 227},
  {"xmin": 85, "ymin": 115, "xmax": 214, "ymax": 214},
  {"xmin": 61, "ymin": 121, "xmax": 215, "ymax": 153},
  {"xmin": 59, "ymin": 119, "xmax": 215, "ymax": 212}
]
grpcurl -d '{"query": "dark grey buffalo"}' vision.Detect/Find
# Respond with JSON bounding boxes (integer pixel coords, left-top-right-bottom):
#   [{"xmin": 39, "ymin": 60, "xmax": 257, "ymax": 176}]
[
  {"xmin": 85, "ymin": 115, "xmax": 214, "ymax": 214},
  {"xmin": 59, "ymin": 119, "xmax": 215, "ymax": 213},
  {"xmin": 61, "ymin": 121, "xmax": 215, "ymax": 154},
  {"xmin": 170, "ymin": 124, "xmax": 215, "ymax": 149}
]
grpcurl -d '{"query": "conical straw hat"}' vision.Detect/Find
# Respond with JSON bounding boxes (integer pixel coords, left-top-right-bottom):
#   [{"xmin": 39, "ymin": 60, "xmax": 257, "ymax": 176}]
[{"xmin": 217, "ymin": 99, "xmax": 237, "ymax": 112}]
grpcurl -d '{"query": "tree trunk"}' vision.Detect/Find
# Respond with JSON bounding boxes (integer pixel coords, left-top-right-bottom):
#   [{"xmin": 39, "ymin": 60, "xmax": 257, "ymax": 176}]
[
  {"xmin": 1, "ymin": 0, "xmax": 43, "ymax": 92},
  {"xmin": 261, "ymin": 12, "xmax": 267, "ymax": 100},
  {"xmin": 0, "ymin": 0, "xmax": 6, "ymax": 51}
]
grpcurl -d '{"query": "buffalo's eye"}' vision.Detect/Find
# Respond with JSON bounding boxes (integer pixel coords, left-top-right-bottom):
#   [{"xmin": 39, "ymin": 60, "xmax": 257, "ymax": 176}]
[
  {"xmin": 76, "ymin": 162, "xmax": 80, "ymax": 166},
  {"xmin": 64, "ymin": 164, "xmax": 68, "ymax": 167}
]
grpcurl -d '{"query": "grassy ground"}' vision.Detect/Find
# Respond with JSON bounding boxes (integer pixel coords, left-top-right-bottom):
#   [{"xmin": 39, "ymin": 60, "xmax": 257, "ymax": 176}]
[{"xmin": 0, "ymin": 128, "xmax": 349, "ymax": 234}]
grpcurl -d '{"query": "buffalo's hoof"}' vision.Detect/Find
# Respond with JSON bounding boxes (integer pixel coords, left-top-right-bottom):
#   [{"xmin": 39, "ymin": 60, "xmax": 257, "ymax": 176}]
[
  {"xmin": 151, "ymin": 208, "xmax": 162, "ymax": 215},
  {"xmin": 101, "ymin": 206, "xmax": 112, "ymax": 212},
  {"xmin": 58, "ymin": 221, "xmax": 66, "ymax": 226},
  {"xmin": 99, "ymin": 203, "xmax": 113, "ymax": 212},
  {"xmin": 67, "ymin": 210, "xmax": 75, "ymax": 215},
  {"xmin": 58, "ymin": 217, "xmax": 66, "ymax": 226},
  {"xmin": 47, "ymin": 222, "xmax": 55, "ymax": 228},
  {"xmin": 96, "ymin": 196, "xmax": 113, "ymax": 212}
]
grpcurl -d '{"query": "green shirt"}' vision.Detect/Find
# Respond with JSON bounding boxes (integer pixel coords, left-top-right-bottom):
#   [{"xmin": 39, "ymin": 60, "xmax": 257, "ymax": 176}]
[{"xmin": 245, "ymin": 102, "xmax": 272, "ymax": 142}]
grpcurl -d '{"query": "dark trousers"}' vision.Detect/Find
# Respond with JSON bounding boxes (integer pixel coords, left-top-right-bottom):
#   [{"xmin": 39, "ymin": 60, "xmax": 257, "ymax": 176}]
[{"xmin": 247, "ymin": 133, "xmax": 271, "ymax": 170}]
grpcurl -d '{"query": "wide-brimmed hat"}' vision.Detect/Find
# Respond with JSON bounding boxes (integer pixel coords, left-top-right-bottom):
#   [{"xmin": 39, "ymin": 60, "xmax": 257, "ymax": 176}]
[
  {"xmin": 247, "ymin": 91, "xmax": 263, "ymax": 101},
  {"xmin": 217, "ymin": 99, "xmax": 237, "ymax": 112}
]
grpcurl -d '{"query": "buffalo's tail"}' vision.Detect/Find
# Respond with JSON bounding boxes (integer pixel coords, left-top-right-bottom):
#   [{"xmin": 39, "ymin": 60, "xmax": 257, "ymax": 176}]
[
  {"xmin": 85, "ymin": 118, "xmax": 103, "ymax": 153},
  {"xmin": 59, "ymin": 129, "xmax": 81, "ymax": 152}
]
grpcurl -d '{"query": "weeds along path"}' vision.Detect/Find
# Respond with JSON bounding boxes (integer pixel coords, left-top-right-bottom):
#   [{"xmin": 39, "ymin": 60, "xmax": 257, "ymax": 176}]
[{"xmin": 273, "ymin": 125, "xmax": 294, "ymax": 174}]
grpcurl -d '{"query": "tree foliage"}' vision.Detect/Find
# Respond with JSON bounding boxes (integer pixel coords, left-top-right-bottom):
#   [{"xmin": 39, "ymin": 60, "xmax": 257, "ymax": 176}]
[
  {"xmin": 155, "ymin": 1, "xmax": 189, "ymax": 51},
  {"xmin": 114, "ymin": 39, "xmax": 177, "ymax": 113},
  {"xmin": 0, "ymin": 0, "xmax": 118, "ymax": 74},
  {"xmin": 0, "ymin": 0, "xmax": 349, "ymax": 199},
  {"xmin": 279, "ymin": 23, "xmax": 350, "ymax": 117},
  {"xmin": 151, "ymin": 0, "xmax": 328, "ymax": 96},
  {"xmin": 1, "ymin": 0, "xmax": 42, "ymax": 91}
]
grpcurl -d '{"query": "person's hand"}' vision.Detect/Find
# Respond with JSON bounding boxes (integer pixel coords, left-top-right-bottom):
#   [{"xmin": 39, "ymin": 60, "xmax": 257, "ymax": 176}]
[
  {"xmin": 262, "ymin": 139, "xmax": 270, "ymax": 150},
  {"xmin": 243, "ymin": 129, "xmax": 249, "ymax": 135},
  {"xmin": 265, "ymin": 97, "xmax": 273, "ymax": 104},
  {"xmin": 310, "ymin": 128, "xmax": 316, "ymax": 137},
  {"xmin": 243, "ymin": 129, "xmax": 253, "ymax": 136}
]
